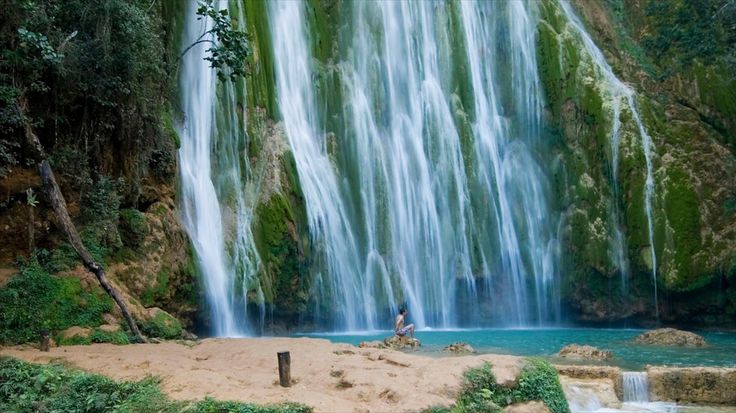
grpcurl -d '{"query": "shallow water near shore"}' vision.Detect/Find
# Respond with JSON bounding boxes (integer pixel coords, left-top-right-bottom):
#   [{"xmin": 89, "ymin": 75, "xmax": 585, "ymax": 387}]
[{"xmin": 296, "ymin": 328, "xmax": 736, "ymax": 370}]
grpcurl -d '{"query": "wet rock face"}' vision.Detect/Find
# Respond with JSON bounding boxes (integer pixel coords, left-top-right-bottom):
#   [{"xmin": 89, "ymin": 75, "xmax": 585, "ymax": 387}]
[
  {"xmin": 556, "ymin": 344, "xmax": 613, "ymax": 360},
  {"xmin": 647, "ymin": 366, "xmax": 736, "ymax": 404},
  {"xmin": 382, "ymin": 335, "xmax": 420, "ymax": 350},
  {"xmin": 442, "ymin": 342, "xmax": 476, "ymax": 354},
  {"xmin": 633, "ymin": 328, "xmax": 707, "ymax": 347}
]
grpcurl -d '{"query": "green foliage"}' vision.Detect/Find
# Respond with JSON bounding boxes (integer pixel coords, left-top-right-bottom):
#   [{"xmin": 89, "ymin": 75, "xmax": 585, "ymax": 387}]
[
  {"xmin": 0, "ymin": 357, "xmax": 181, "ymax": 413},
  {"xmin": 0, "ymin": 262, "xmax": 112, "ymax": 344},
  {"xmin": 641, "ymin": 0, "xmax": 736, "ymax": 72},
  {"xmin": 190, "ymin": 398, "xmax": 312, "ymax": 413},
  {"xmin": 90, "ymin": 328, "xmax": 130, "ymax": 345},
  {"xmin": 194, "ymin": 0, "xmax": 252, "ymax": 81},
  {"xmin": 421, "ymin": 407, "xmax": 453, "ymax": 413},
  {"xmin": 454, "ymin": 360, "xmax": 569, "ymax": 413},
  {"xmin": 1, "ymin": 0, "xmax": 178, "ymax": 203},
  {"xmin": 515, "ymin": 358, "xmax": 570, "ymax": 413},
  {"xmin": 81, "ymin": 176, "xmax": 124, "ymax": 249},
  {"xmin": 140, "ymin": 311, "xmax": 182, "ymax": 340},
  {"xmin": 0, "ymin": 357, "xmax": 312, "ymax": 413},
  {"xmin": 118, "ymin": 208, "xmax": 149, "ymax": 248}
]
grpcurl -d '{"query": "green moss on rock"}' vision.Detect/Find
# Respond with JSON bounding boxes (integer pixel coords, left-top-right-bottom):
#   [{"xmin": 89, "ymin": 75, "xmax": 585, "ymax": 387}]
[{"xmin": 140, "ymin": 309, "xmax": 182, "ymax": 340}]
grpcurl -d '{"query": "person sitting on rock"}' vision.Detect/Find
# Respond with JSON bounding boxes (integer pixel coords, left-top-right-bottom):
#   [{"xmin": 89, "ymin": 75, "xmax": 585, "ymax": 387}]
[{"xmin": 394, "ymin": 308, "xmax": 415, "ymax": 338}]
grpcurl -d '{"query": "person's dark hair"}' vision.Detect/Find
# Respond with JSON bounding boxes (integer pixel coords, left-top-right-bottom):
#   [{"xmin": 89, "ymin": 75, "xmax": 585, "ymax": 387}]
[{"xmin": 399, "ymin": 308, "xmax": 407, "ymax": 315}]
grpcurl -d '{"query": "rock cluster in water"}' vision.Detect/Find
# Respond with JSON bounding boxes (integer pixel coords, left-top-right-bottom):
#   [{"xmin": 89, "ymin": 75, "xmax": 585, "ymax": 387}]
[
  {"xmin": 633, "ymin": 328, "xmax": 707, "ymax": 347},
  {"xmin": 442, "ymin": 342, "xmax": 476, "ymax": 354},
  {"xmin": 382, "ymin": 335, "xmax": 421, "ymax": 350},
  {"xmin": 556, "ymin": 344, "xmax": 612, "ymax": 360}
]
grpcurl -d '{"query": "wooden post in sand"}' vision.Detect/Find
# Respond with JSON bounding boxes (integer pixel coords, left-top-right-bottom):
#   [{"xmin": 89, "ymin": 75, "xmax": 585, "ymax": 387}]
[
  {"xmin": 39, "ymin": 329, "xmax": 50, "ymax": 352},
  {"xmin": 277, "ymin": 351, "xmax": 291, "ymax": 387}
]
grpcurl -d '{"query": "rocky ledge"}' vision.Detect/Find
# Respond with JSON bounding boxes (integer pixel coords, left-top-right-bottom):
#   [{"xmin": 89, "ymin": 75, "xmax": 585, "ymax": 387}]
[
  {"xmin": 647, "ymin": 366, "xmax": 736, "ymax": 404},
  {"xmin": 633, "ymin": 328, "xmax": 707, "ymax": 347},
  {"xmin": 556, "ymin": 344, "xmax": 612, "ymax": 360}
]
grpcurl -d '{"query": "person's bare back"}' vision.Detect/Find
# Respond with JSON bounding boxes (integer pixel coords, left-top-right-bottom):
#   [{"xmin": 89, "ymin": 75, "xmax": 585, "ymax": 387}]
[{"xmin": 394, "ymin": 308, "xmax": 415, "ymax": 338}]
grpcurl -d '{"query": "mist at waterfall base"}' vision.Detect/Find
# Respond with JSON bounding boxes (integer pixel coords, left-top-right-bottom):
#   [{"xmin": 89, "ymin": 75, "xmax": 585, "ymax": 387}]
[{"xmin": 181, "ymin": 0, "xmax": 673, "ymax": 335}]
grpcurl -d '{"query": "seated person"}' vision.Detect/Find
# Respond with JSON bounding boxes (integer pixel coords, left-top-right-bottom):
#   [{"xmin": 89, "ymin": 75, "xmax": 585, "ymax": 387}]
[{"xmin": 394, "ymin": 308, "xmax": 415, "ymax": 338}]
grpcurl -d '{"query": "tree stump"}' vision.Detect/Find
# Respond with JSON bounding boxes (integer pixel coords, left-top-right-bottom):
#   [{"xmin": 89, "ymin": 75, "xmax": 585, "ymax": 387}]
[
  {"xmin": 277, "ymin": 351, "xmax": 291, "ymax": 387},
  {"xmin": 39, "ymin": 329, "xmax": 50, "ymax": 352}
]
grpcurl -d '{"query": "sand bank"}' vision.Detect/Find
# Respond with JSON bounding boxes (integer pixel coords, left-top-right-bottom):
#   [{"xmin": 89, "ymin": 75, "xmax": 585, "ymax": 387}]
[{"xmin": 1, "ymin": 338, "xmax": 524, "ymax": 413}]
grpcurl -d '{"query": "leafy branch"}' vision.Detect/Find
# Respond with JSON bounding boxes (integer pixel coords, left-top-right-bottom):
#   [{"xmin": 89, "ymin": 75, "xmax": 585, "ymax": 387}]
[{"xmin": 180, "ymin": 0, "xmax": 251, "ymax": 81}]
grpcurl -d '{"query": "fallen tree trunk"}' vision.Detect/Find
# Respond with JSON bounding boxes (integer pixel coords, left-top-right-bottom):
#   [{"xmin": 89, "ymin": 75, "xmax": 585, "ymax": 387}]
[{"xmin": 22, "ymin": 102, "xmax": 145, "ymax": 342}]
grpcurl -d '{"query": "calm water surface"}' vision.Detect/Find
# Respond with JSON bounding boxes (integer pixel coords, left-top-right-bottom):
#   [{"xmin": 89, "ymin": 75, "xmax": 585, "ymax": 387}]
[{"xmin": 296, "ymin": 328, "xmax": 736, "ymax": 370}]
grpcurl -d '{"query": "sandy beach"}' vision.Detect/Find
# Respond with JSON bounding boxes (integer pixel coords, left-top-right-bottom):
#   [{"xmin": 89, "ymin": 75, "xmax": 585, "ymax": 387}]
[{"xmin": 1, "ymin": 338, "xmax": 524, "ymax": 413}]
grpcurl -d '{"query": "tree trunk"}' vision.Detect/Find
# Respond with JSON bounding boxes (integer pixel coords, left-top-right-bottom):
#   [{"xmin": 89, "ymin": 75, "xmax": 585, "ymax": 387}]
[{"xmin": 21, "ymin": 101, "xmax": 145, "ymax": 342}]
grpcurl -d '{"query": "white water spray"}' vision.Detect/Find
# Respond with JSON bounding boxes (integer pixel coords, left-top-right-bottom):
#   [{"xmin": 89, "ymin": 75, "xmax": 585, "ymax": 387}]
[
  {"xmin": 270, "ymin": 0, "xmax": 560, "ymax": 330},
  {"xmin": 177, "ymin": 1, "xmax": 263, "ymax": 336}
]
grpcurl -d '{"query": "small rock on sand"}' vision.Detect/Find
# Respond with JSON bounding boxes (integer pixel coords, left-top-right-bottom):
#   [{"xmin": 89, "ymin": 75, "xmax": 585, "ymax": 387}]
[
  {"xmin": 556, "ymin": 344, "xmax": 612, "ymax": 360},
  {"xmin": 443, "ymin": 342, "xmax": 476, "ymax": 354},
  {"xmin": 633, "ymin": 328, "xmax": 707, "ymax": 347}
]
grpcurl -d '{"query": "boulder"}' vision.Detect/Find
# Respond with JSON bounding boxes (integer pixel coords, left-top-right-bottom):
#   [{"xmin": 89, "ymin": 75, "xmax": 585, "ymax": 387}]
[
  {"xmin": 60, "ymin": 326, "xmax": 91, "ymax": 340},
  {"xmin": 383, "ymin": 335, "xmax": 420, "ymax": 350},
  {"xmin": 504, "ymin": 401, "xmax": 551, "ymax": 413},
  {"xmin": 442, "ymin": 342, "xmax": 476, "ymax": 354},
  {"xmin": 556, "ymin": 344, "xmax": 612, "ymax": 360},
  {"xmin": 98, "ymin": 323, "xmax": 120, "ymax": 333},
  {"xmin": 633, "ymin": 328, "xmax": 707, "ymax": 347}
]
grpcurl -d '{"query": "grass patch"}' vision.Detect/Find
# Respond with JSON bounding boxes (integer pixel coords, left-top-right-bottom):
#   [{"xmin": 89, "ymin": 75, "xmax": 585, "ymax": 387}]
[
  {"xmin": 0, "ymin": 262, "xmax": 112, "ymax": 345},
  {"xmin": 0, "ymin": 357, "xmax": 313, "ymax": 413}
]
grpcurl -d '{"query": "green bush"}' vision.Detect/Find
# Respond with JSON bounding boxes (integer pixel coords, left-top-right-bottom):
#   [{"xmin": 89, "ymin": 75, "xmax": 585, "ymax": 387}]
[
  {"xmin": 514, "ymin": 358, "xmax": 569, "ymax": 413},
  {"xmin": 90, "ymin": 328, "xmax": 130, "ymax": 345},
  {"xmin": 454, "ymin": 359, "xmax": 569, "ymax": 413},
  {"xmin": 0, "ymin": 263, "xmax": 112, "ymax": 344},
  {"xmin": 0, "ymin": 357, "xmax": 312, "ymax": 413}
]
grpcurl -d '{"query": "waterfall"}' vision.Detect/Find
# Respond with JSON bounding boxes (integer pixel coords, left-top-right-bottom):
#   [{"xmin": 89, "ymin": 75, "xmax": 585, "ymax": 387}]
[
  {"xmin": 559, "ymin": 1, "xmax": 659, "ymax": 318},
  {"xmin": 622, "ymin": 372, "xmax": 650, "ymax": 403},
  {"xmin": 177, "ymin": 1, "xmax": 263, "ymax": 336},
  {"xmin": 270, "ymin": 0, "xmax": 560, "ymax": 330}
]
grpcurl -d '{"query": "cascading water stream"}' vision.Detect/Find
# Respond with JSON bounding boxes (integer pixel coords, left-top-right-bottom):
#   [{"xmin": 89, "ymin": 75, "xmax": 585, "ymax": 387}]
[
  {"xmin": 177, "ymin": 1, "xmax": 263, "ymax": 336},
  {"xmin": 622, "ymin": 372, "xmax": 649, "ymax": 403},
  {"xmin": 270, "ymin": 0, "xmax": 560, "ymax": 330},
  {"xmin": 559, "ymin": 0, "xmax": 659, "ymax": 318}
]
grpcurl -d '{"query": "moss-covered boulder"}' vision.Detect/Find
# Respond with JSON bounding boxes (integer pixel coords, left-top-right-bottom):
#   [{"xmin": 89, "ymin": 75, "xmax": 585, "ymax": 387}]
[
  {"xmin": 140, "ymin": 308, "xmax": 182, "ymax": 340},
  {"xmin": 633, "ymin": 328, "xmax": 707, "ymax": 347}
]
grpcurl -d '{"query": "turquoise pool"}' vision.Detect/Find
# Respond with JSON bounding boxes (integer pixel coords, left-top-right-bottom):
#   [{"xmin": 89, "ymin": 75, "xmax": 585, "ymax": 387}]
[{"xmin": 297, "ymin": 328, "xmax": 736, "ymax": 370}]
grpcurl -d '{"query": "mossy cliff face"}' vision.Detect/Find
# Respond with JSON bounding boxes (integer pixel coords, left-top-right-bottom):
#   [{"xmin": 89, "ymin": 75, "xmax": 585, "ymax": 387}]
[
  {"xmin": 537, "ymin": 0, "xmax": 736, "ymax": 324},
  {"xmin": 242, "ymin": 1, "xmax": 312, "ymax": 325}
]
